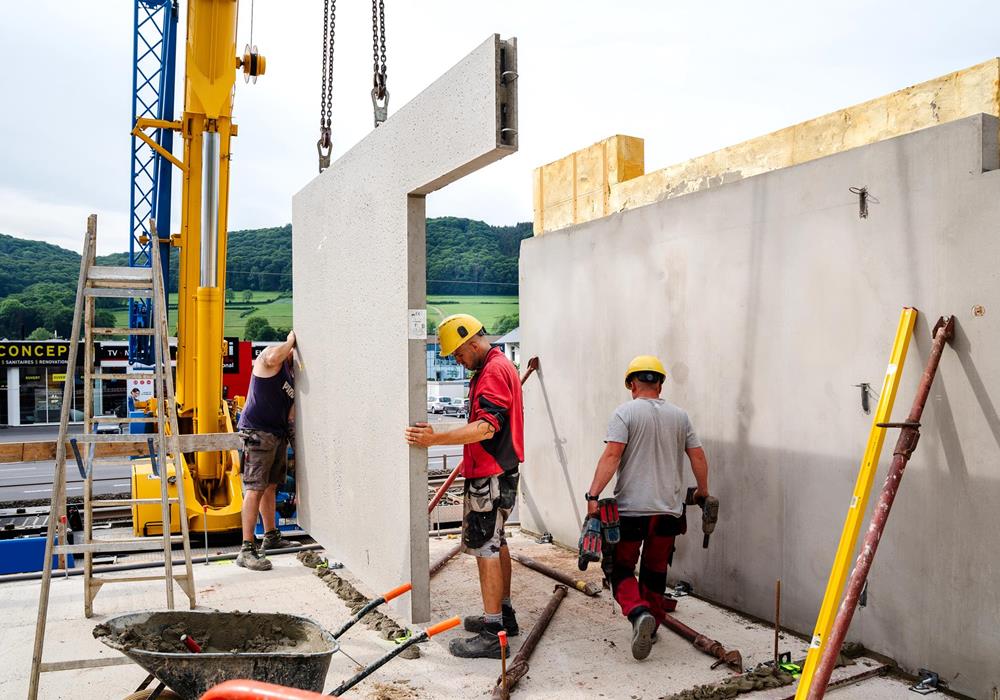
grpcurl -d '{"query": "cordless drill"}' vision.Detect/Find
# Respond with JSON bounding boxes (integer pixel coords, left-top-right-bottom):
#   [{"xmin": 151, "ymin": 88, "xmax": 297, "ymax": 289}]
[{"xmin": 685, "ymin": 487, "xmax": 719, "ymax": 548}]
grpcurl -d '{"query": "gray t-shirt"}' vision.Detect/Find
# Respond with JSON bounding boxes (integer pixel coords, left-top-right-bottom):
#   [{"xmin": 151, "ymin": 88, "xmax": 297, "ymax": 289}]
[{"xmin": 605, "ymin": 398, "xmax": 702, "ymax": 516}]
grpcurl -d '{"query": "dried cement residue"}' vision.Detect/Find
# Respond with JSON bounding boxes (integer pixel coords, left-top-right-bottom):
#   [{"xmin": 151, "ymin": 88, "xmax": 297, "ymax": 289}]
[
  {"xmin": 93, "ymin": 611, "xmax": 313, "ymax": 654},
  {"xmin": 664, "ymin": 667, "xmax": 794, "ymax": 699},
  {"xmin": 304, "ymin": 554, "xmax": 421, "ymax": 660}
]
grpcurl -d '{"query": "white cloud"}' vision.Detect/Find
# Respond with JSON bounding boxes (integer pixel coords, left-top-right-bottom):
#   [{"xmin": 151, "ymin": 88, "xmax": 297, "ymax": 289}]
[{"xmin": 0, "ymin": 188, "xmax": 130, "ymax": 256}]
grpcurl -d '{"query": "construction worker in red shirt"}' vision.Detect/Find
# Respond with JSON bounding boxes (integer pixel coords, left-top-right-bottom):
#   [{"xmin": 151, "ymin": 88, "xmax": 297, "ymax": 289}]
[
  {"xmin": 585, "ymin": 355, "xmax": 710, "ymax": 661},
  {"xmin": 404, "ymin": 314, "xmax": 524, "ymax": 659}
]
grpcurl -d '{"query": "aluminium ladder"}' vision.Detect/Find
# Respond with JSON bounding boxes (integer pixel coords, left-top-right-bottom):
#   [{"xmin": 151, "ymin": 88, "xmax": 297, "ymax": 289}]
[{"xmin": 27, "ymin": 215, "xmax": 234, "ymax": 699}]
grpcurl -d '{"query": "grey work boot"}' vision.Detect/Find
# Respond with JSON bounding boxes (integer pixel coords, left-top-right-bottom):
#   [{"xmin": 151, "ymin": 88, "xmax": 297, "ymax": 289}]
[
  {"xmin": 236, "ymin": 544, "xmax": 272, "ymax": 571},
  {"xmin": 448, "ymin": 621, "xmax": 503, "ymax": 659},
  {"xmin": 629, "ymin": 609, "xmax": 656, "ymax": 660},
  {"xmin": 260, "ymin": 529, "xmax": 296, "ymax": 552},
  {"xmin": 464, "ymin": 604, "xmax": 519, "ymax": 637}
]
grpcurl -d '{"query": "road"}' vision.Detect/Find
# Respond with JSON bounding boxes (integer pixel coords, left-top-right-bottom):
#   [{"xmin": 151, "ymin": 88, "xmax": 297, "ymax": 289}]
[{"xmin": 0, "ymin": 415, "xmax": 464, "ymax": 502}]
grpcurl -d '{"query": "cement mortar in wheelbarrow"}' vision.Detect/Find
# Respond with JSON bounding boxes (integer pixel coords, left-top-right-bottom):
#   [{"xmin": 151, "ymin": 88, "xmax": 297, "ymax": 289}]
[{"xmin": 94, "ymin": 610, "xmax": 339, "ymax": 700}]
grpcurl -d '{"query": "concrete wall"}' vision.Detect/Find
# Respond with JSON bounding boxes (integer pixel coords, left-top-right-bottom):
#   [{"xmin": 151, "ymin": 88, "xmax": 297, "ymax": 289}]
[
  {"xmin": 293, "ymin": 35, "xmax": 517, "ymax": 623},
  {"xmin": 520, "ymin": 115, "xmax": 1000, "ymax": 698}
]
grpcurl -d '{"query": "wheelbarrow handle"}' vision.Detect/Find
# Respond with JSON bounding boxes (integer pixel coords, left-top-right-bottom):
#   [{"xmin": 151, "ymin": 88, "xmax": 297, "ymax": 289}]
[
  {"xmin": 330, "ymin": 581, "xmax": 413, "ymax": 639},
  {"xmin": 329, "ymin": 616, "xmax": 461, "ymax": 697},
  {"xmin": 202, "ymin": 679, "xmax": 325, "ymax": 699}
]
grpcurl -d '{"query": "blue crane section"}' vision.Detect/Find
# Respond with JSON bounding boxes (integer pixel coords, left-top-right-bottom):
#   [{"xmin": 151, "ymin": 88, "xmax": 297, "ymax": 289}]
[{"xmin": 129, "ymin": 0, "xmax": 178, "ymax": 364}]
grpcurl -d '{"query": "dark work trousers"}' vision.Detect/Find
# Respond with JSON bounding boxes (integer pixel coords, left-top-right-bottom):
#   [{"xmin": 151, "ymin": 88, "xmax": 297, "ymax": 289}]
[{"xmin": 609, "ymin": 513, "xmax": 686, "ymax": 625}]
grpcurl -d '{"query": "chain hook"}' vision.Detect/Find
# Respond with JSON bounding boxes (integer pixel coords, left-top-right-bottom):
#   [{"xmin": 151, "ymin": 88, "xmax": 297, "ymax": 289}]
[
  {"xmin": 371, "ymin": 88, "xmax": 389, "ymax": 127},
  {"xmin": 317, "ymin": 127, "xmax": 332, "ymax": 172}
]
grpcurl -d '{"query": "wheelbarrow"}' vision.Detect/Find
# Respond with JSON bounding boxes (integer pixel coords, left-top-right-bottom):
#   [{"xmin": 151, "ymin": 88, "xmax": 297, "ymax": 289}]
[
  {"xmin": 95, "ymin": 610, "xmax": 339, "ymax": 700},
  {"xmin": 200, "ymin": 615, "xmax": 461, "ymax": 698},
  {"xmin": 95, "ymin": 582, "xmax": 458, "ymax": 699}
]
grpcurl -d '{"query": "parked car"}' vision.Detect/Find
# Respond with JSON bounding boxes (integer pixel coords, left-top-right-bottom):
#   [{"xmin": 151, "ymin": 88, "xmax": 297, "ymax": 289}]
[
  {"xmin": 445, "ymin": 398, "xmax": 469, "ymax": 418},
  {"xmin": 429, "ymin": 396, "xmax": 454, "ymax": 414}
]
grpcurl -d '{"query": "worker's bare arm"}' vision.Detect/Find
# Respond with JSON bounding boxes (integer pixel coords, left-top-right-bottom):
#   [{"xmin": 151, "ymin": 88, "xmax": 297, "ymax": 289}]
[
  {"xmin": 404, "ymin": 420, "xmax": 495, "ymax": 448},
  {"xmin": 259, "ymin": 330, "xmax": 296, "ymax": 370},
  {"xmin": 686, "ymin": 446, "xmax": 709, "ymax": 498},
  {"xmin": 585, "ymin": 441, "xmax": 625, "ymax": 516}
]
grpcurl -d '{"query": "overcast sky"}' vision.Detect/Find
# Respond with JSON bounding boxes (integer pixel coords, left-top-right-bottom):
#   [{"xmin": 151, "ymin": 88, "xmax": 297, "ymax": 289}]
[{"xmin": 1, "ymin": 1, "xmax": 998, "ymax": 255}]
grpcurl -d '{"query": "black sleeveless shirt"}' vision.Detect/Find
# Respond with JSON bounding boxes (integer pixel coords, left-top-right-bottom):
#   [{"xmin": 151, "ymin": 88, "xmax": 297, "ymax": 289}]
[{"xmin": 237, "ymin": 362, "xmax": 294, "ymax": 436}]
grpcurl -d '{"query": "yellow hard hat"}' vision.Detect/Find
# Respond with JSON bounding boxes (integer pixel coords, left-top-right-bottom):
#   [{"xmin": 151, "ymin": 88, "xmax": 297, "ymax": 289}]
[
  {"xmin": 438, "ymin": 314, "xmax": 485, "ymax": 357},
  {"xmin": 625, "ymin": 355, "xmax": 667, "ymax": 388}
]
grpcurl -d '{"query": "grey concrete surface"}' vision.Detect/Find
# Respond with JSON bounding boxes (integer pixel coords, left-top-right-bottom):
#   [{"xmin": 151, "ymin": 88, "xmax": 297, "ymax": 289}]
[
  {"xmin": 0, "ymin": 534, "xmax": 902, "ymax": 699},
  {"xmin": 292, "ymin": 35, "xmax": 517, "ymax": 623},
  {"xmin": 519, "ymin": 115, "xmax": 1000, "ymax": 699}
]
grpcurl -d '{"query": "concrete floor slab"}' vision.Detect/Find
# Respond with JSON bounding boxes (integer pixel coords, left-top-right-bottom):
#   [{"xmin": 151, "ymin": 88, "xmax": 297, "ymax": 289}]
[
  {"xmin": 291, "ymin": 34, "xmax": 517, "ymax": 624},
  {"xmin": 2, "ymin": 532, "xmax": 912, "ymax": 699}
]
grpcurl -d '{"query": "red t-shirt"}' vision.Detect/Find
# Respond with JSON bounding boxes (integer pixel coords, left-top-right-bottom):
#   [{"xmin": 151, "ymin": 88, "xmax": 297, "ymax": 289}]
[{"xmin": 462, "ymin": 347, "xmax": 524, "ymax": 479}]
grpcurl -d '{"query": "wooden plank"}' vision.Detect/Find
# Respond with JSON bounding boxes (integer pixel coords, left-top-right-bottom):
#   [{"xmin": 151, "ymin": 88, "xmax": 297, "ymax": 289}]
[
  {"xmin": 92, "ymin": 574, "xmax": 191, "ymax": 585},
  {"xmin": 177, "ymin": 432, "xmax": 243, "ymax": 452},
  {"xmin": 91, "ymin": 327, "xmax": 156, "ymax": 335},
  {"xmin": 87, "ymin": 266, "xmax": 152, "ymax": 282},
  {"xmin": 2, "ymin": 440, "xmax": 148, "ymax": 463},
  {"xmin": 54, "ymin": 536, "xmax": 182, "ymax": 555},
  {"xmin": 82, "ymin": 287, "xmax": 152, "ymax": 298},
  {"xmin": 90, "ymin": 372, "xmax": 162, "ymax": 380},
  {"xmin": 96, "ymin": 498, "xmax": 178, "ymax": 506},
  {"xmin": 0, "ymin": 443, "xmax": 23, "ymax": 462},
  {"xmin": 39, "ymin": 657, "xmax": 134, "ymax": 672}
]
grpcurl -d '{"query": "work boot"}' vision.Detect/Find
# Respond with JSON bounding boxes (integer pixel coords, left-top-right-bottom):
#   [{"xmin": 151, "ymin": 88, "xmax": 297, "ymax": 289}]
[
  {"xmin": 463, "ymin": 604, "xmax": 519, "ymax": 636},
  {"xmin": 629, "ymin": 609, "xmax": 656, "ymax": 660},
  {"xmin": 448, "ymin": 622, "xmax": 503, "ymax": 659},
  {"xmin": 260, "ymin": 529, "xmax": 295, "ymax": 552},
  {"xmin": 236, "ymin": 544, "xmax": 272, "ymax": 571}
]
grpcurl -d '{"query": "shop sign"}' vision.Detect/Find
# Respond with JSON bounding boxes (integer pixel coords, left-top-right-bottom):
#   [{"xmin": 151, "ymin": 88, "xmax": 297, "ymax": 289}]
[
  {"xmin": 51, "ymin": 373, "xmax": 66, "ymax": 382},
  {"xmin": 0, "ymin": 341, "xmax": 80, "ymax": 367},
  {"xmin": 223, "ymin": 336, "xmax": 240, "ymax": 374}
]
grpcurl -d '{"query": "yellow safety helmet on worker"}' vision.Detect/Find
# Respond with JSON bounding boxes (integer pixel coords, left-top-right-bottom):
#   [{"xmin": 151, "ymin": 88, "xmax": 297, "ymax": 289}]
[
  {"xmin": 625, "ymin": 354, "xmax": 667, "ymax": 388},
  {"xmin": 438, "ymin": 313, "xmax": 485, "ymax": 356}
]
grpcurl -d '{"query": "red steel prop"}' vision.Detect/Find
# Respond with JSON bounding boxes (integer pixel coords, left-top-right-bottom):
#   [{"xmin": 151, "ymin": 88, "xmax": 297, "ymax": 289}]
[{"xmin": 492, "ymin": 584, "xmax": 567, "ymax": 698}]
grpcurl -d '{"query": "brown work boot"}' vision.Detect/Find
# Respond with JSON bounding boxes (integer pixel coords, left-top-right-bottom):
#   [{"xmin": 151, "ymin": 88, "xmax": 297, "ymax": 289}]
[
  {"xmin": 260, "ymin": 529, "xmax": 296, "ymax": 552},
  {"xmin": 236, "ymin": 544, "xmax": 272, "ymax": 571}
]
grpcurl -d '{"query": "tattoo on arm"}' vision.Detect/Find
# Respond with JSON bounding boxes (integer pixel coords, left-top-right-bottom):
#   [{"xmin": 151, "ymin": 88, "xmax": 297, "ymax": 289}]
[{"xmin": 476, "ymin": 420, "xmax": 496, "ymax": 438}]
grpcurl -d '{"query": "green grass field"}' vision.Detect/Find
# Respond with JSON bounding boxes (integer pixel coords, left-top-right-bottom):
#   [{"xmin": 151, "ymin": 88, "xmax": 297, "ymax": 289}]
[
  {"xmin": 112, "ymin": 292, "xmax": 517, "ymax": 339},
  {"xmin": 427, "ymin": 295, "xmax": 518, "ymax": 334}
]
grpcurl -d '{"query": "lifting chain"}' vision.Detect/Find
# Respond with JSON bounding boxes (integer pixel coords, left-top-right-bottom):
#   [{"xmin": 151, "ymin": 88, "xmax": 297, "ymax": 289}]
[
  {"xmin": 317, "ymin": 0, "xmax": 336, "ymax": 172},
  {"xmin": 371, "ymin": 0, "xmax": 388, "ymax": 127}
]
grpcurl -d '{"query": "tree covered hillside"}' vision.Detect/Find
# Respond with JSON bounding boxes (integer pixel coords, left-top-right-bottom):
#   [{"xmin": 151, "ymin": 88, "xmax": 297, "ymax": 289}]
[{"xmin": 0, "ymin": 217, "xmax": 530, "ymax": 339}]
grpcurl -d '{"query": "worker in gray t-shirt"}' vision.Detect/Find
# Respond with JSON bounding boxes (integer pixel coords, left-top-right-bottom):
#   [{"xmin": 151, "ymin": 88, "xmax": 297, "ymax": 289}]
[{"xmin": 584, "ymin": 355, "xmax": 710, "ymax": 661}]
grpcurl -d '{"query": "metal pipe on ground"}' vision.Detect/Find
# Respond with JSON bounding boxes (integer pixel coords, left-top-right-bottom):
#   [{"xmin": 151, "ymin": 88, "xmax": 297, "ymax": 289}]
[
  {"xmin": 491, "ymin": 584, "xmax": 567, "ymax": 698},
  {"xmin": 808, "ymin": 315, "xmax": 955, "ymax": 699},
  {"xmin": 659, "ymin": 613, "xmax": 744, "ymax": 672},
  {"xmin": 510, "ymin": 552, "xmax": 601, "ymax": 596},
  {"xmin": 429, "ymin": 542, "xmax": 463, "ymax": 578},
  {"xmin": 0, "ymin": 543, "xmax": 322, "ymax": 583}
]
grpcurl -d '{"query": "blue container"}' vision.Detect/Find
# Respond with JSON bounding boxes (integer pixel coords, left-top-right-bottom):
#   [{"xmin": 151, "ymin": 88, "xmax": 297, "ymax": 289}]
[{"xmin": 0, "ymin": 536, "xmax": 75, "ymax": 575}]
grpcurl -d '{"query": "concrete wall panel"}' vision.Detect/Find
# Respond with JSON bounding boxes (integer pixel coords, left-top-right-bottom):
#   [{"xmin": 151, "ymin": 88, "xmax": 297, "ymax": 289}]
[
  {"xmin": 292, "ymin": 35, "xmax": 517, "ymax": 623},
  {"xmin": 520, "ymin": 115, "xmax": 1000, "ymax": 698}
]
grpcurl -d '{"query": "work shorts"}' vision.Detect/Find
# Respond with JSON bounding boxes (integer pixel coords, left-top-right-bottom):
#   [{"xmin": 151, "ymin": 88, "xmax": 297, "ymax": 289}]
[
  {"xmin": 461, "ymin": 471, "xmax": 518, "ymax": 558},
  {"xmin": 240, "ymin": 429, "xmax": 288, "ymax": 491}
]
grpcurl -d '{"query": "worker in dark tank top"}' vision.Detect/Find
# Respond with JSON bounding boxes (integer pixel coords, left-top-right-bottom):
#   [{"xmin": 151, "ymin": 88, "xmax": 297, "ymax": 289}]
[{"xmin": 236, "ymin": 330, "xmax": 297, "ymax": 571}]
